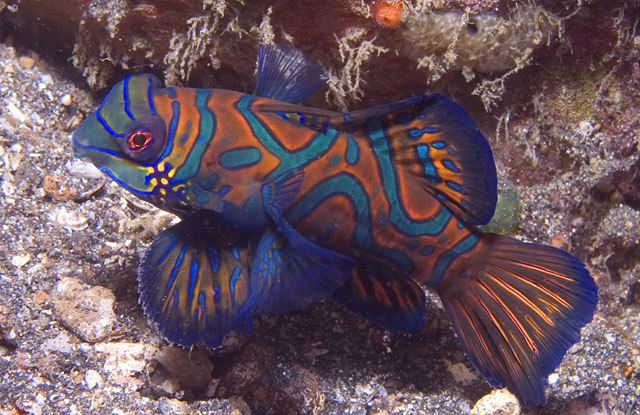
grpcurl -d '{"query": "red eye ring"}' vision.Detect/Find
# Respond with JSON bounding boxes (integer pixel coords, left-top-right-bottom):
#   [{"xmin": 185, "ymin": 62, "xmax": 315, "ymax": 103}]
[{"xmin": 127, "ymin": 130, "xmax": 153, "ymax": 152}]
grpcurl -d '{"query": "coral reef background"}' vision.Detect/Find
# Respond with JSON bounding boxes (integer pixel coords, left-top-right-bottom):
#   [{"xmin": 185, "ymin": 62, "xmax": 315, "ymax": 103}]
[{"xmin": 0, "ymin": 0, "xmax": 639, "ymax": 414}]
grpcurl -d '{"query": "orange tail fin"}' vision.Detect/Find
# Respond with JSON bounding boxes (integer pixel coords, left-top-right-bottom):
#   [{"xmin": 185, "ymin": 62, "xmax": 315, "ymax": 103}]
[{"xmin": 435, "ymin": 233, "xmax": 597, "ymax": 406}]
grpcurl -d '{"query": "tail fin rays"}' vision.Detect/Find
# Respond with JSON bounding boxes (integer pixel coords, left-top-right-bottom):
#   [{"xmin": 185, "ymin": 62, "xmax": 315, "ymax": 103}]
[{"xmin": 437, "ymin": 234, "xmax": 597, "ymax": 406}]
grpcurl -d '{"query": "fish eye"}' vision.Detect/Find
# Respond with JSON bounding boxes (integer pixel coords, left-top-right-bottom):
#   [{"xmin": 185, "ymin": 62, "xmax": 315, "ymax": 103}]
[
  {"xmin": 127, "ymin": 130, "xmax": 153, "ymax": 152},
  {"xmin": 119, "ymin": 115, "xmax": 167, "ymax": 163}
]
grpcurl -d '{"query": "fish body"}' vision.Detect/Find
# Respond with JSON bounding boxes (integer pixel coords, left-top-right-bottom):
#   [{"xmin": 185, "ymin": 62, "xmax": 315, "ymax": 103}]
[{"xmin": 73, "ymin": 45, "xmax": 597, "ymax": 406}]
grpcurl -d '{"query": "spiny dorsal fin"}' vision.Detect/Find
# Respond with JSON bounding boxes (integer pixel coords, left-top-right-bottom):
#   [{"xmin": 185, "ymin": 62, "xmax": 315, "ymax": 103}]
[{"xmin": 253, "ymin": 44, "xmax": 328, "ymax": 103}]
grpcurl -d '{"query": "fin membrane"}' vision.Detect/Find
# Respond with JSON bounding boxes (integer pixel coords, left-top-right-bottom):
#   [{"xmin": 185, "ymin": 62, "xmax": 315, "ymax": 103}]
[
  {"xmin": 254, "ymin": 44, "xmax": 328, "ymax": 103},
  {"xmin": 436, "ymin": 234, "xmax": 597, "ymax": 406},
  {"xmin": 335, "ymin": 94, "xmax": 497, "ymax": 225},
  {"xmin": 138, "ymin": 217, "xmax": 252, "ymax": 347},
  {"xmin": 333, "ymin": 259, "xmax": 426, "ymax": 333}
]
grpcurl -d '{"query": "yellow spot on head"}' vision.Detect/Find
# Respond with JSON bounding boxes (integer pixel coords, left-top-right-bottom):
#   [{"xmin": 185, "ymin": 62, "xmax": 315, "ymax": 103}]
[
  {"xmin": 159, "ymin": 188, "xmax": 167, "ymax": 195},
  {"xmin": 157, "ymin": 163, "xmax": 165, "ymax": 172},
  {"xmin": 160, "ymin": 178, "xmax": 169, "ymax": 185},
  {"xmin": 168, "ymin": 169, "xmax": 176, "ymax": 178},
  {"xmin": 149, "ymin": 178, "xmax": 158, "ymax": 187}
]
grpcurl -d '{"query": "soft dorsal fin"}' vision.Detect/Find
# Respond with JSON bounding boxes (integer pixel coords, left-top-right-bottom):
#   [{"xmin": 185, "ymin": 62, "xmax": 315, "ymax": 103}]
[
  {"xmin": 253, "ymin": 44, "xmax": 328, "ymax": 103},
  {"xmin": 336, "ymin": 94, "xmax": 497, "ymax": 225}
]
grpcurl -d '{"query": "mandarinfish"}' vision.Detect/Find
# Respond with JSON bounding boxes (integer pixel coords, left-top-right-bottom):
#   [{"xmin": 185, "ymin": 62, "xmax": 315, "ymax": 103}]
[{"xmin": 72, "ymin": 44, "xmax": 597, "ymax": 406}]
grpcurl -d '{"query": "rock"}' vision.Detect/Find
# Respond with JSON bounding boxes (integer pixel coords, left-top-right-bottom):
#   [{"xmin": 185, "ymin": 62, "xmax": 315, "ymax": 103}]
[
  {"xmin": 150, "ymin": 346, "xmax": 214, "ymax": 393},
  {"xmin": 48, "ymin": 206, "xmax": 88, "ymax": 231},
  {"xmin": 446, "ymin": 360, "xmax": 479, "ymax": 386},
  {"xmin": 43, "ymin": 331, "xmax": 75, "ymax": 354},
  {"xmin": 470, "ymin": 389, "xmax": 521, "ymax": 415},
  {"xmin": 11, "ymin": 253, "xmax": 31, "ymax": 268},
  {"xmin": 92, "ymin": 341, "xmax": 159, "ymax": 391},
  {"xmin": 84, "ymin": 369, "xmax": 103, "ymax": 390},
  {"xmin": 51, "ymin": 277, "xmax": 116, "ymax": 343},
  {"xmin": 18, "ymin": 56, "xmax": 35, "ymax": 69},
  {"xmin": 60, "ymin": 94, "xmax": 73, "ymax": 106},
  {"xmin": 157, "ymin": 398, "xmax": 190, "ymax": 415}
]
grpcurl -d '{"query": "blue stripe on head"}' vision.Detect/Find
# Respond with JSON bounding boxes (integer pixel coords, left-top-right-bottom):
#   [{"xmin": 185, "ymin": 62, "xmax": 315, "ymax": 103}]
[
  {"xmin": 73, "ymin": 138, "xmax": 124, "ymax": 158},
  {"xmin": 123, "ymin": 76, "xmax": 135, "ymax": 121},
  {"xmin": 96, "ymin": 166, "xmax": 154, "ymax": 195},
  {"xmin": 147, "ymin": 76, "xmax": 157, "ymax": 115},
  {"xmin": 96, "ymin": 110, "xmax": 125, "ymax": 138},
  {"xmin": 173, "ymin": 89, "xmax": 215, "ymax": 182},
  {"xmin": 158, "ymin": 100, "xmax": 180, "ymax": 161}
]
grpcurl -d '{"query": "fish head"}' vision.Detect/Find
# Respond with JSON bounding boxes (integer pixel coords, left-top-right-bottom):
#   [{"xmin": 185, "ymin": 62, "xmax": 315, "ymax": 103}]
[{"xmin": 72, "ymin": 74, "xmax": 169, "ymax": 198}]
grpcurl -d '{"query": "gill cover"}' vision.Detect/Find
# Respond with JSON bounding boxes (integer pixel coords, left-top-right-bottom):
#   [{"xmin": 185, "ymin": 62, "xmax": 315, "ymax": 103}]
[{"xmin": 72, "ymin": 74, "xmax": 166, "ymax": 194}]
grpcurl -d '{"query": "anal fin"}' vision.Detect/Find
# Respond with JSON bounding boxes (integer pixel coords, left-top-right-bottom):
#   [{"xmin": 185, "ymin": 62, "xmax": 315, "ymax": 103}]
[{"xmin": 333, "ymin": 258, "xmax": 426, "ymax": 333}]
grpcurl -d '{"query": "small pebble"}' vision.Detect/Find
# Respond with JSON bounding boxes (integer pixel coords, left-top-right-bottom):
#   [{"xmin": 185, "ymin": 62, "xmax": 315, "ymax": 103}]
[
  {"xmin": 5, "ymin": 102, "xmax": 26, "ymax": 123},
  {"xmin": 84, "ymin": 369, "xmax": 103, "ymax": 390},
  {"xmin": 49, "ymin": 206, "xmax": 88, "ymax": 231},
  {"xmin": 18, "ymin": 56, "xmax": 35, "ymax": 69},
  {"xmin": 548, "ymin": 373, "xmax": 560, "ymax": 385},
  {"xmin": 11, "ymin": 253, "xmax": 31, "ymax": 268},
  {"xmin": 60, "ymin": 94, "xmax": 73, "ymax": 106},
  {"xmin": 470, "ymin": 389, "xmax": 521, "ymax": 415},
  {"xmin": 51, "ymin": 278, "xmax": 116, "ymax": 343},
  {"xmin": 66, "ymin": 159, "xmax": 103, "ymax": 179},
  {"xmin": 39, "ymin": 73, "xmax": 53, "ymax": 84}
]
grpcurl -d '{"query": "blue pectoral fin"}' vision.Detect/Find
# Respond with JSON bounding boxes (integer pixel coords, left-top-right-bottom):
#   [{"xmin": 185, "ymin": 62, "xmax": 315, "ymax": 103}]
[
  {"xmin": 244, "ymin": 226, "xmax": 354, "ymax": 315},
  {"xmin": 264, "ymin": 168, "xmax": 305, "ymax": 216},
  {"xmin": 253, "ymin": 44, "xmax": 328, "ymax": 103},
  {"xmin": 240, "ymin": 168, "xmax": 354, "ymax": 315},
  {"xmin": 137, "ymin": 216, "xmax": 252, "ymax": 347},
  {"xmin": 333, "ymin": 259, "xmax": 426, "ymax": 333}
]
